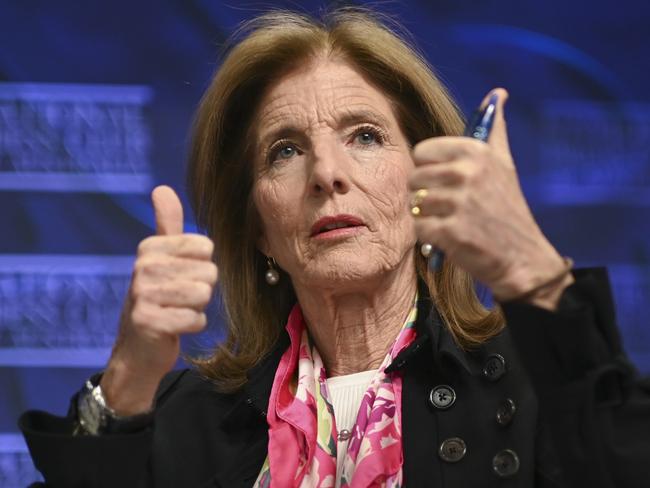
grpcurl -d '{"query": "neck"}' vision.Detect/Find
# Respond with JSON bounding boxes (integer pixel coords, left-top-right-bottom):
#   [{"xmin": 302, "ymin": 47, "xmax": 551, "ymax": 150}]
[{"xmin": 293, "ymin": 256, "xmax": 417, "ymax": 377}]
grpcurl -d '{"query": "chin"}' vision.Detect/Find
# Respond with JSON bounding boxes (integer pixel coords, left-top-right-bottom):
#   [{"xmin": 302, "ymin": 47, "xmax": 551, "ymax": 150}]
[{"xmin": 298, "ymin": 254, "xmax": 405, "ymax": 290}]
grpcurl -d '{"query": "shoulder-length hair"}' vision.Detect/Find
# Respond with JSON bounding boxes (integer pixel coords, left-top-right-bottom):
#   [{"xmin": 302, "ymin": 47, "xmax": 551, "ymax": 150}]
[{"xmin": 187, "ymin": 7, "xmax": 503, "ymax": 391}]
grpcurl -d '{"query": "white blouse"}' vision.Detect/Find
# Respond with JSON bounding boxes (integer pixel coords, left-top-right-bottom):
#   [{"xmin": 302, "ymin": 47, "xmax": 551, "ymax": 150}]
[{"xmin": 325, "ymin": 369, "xmax": 378, "ymax": 484}]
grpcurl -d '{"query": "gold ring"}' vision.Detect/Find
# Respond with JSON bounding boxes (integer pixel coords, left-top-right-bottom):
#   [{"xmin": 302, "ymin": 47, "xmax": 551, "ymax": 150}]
[{"xmin": 410, "ymin": 189, "xmax": 428, "ymax": 216}]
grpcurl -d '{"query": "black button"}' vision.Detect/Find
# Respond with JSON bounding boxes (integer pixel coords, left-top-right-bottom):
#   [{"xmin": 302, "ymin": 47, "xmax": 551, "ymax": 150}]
[
  {"xmin": 483, "ymin": 354, "xmax": 506, "ymax": 381},
  {"xmin": 496, "ymin": 398, "xmax": 516, "ymax": 426},
  {"xmin": 429, "ymin": 385, "xmax": 456, "ymax": 410},
  {"xmin": 493, "ymin": 449, "xmax": 520, "ymax": 478},
  {"xmin": 438, "ymin": 437, "xmax": 466, "ymax": 463}
]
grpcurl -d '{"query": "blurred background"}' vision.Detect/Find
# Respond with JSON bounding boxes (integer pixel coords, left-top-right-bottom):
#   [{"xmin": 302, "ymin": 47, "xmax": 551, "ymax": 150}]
[{"xmin": 1, "ymin": 0, "xmax": 649, "ymax": 484}]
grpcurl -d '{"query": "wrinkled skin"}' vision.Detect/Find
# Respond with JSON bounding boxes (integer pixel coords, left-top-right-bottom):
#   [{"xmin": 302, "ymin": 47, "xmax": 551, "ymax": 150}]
[
  {"xmin": 408, "ymin": 88, "xmax": 571, "ymax": 303},
  {"xmin": 252, "ymin": 59, "xmax": 420, "ymax": 375},
  {"xmin": 101, "ymin": 58, "xmax": 572, "ymax": 415},
  {"xmin": 252, "ymin": 59, "xmax": 571, "ymax": 375},
  {"xmin": 101, "ymin": 186, "xmax": 217, "ymax": 415},
  {"xmin": 253, "ymin": 59, "xmax": 417, "ymax": 291}
]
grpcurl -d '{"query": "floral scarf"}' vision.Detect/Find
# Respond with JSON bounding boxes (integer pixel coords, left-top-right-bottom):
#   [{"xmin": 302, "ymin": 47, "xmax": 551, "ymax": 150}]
[{"xmin": 254, "ymin": 298, "xmax": 418, "ymax": 487}]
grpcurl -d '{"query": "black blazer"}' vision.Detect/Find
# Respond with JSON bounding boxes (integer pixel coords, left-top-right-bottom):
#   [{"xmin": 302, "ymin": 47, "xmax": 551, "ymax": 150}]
[{"xmin": 19, "ymin": 268, "xmax": 650, "ymax": 487}]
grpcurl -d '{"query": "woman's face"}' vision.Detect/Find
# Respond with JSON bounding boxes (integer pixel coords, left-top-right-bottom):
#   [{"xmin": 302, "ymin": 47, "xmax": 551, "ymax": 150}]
[{"xmin": 252, "ymin": 58, "xmax": 417, "ymax": 290}]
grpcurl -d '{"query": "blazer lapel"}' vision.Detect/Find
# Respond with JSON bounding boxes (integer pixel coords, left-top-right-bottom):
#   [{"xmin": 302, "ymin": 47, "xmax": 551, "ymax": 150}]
[{"xmin": 211, "ymin": 330, "xmax": 291, "ymax": 486}]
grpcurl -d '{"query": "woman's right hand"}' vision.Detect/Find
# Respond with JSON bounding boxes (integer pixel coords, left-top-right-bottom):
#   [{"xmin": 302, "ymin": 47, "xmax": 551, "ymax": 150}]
[{"xmin": 99, "ymin": 185, "xmax": 218, "ymax": 416}]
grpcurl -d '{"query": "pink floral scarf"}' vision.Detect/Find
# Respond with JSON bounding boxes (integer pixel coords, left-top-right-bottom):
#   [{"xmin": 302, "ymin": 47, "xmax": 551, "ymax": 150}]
[{"xmin": 253, "ymin": 298, "xmax": 418, "ymax": 487}]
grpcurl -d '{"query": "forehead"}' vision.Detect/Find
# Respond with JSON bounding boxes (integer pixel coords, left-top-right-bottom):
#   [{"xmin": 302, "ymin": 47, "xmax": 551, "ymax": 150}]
[{"xmin": 256, "ymin": 59, "xmax": 397, "ymax": 132}]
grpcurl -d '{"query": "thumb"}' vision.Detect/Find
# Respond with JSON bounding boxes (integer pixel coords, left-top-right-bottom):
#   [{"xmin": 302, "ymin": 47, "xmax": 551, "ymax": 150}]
[
  {"xmin": 151, "ymin": 185, "xmax": 184, "ymax": 236},
  {"xmin": 482, "ymin": 87, "xmax": 512, "ymax": 165}
]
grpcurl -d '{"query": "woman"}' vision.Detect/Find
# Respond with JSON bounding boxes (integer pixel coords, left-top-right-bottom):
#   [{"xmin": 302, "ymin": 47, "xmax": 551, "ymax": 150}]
[{"xmin": 20, "ymin": 8, "xmax": 650, "ymax": 488}]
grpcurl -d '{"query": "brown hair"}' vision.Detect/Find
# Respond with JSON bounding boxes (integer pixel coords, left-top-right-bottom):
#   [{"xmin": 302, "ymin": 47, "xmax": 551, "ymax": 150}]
[{"xmin": 187, "ymin": 7, "xmax": 503, "ymax": 391}]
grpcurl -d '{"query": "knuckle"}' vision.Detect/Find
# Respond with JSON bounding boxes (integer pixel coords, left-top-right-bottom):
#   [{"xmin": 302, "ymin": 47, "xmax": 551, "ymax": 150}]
[
  {"xmin": 183, "ymin": 308, "xmax": 201, "ymax": 325},
  {"xmin": 461, "ymin": 163, "xmax": 481, "ymax": 184},
  {"xmin": 189, "ymin": 313, "xmax": 207, "ymax": 332},
  {"xmin": 134, "ymin": 255, "xmax": 153, "ymax": 274},
  {"xmin": 459, "ymin": 140, "xmax": 484, "ymax": 161},
  {"xmin": 196, "ymin": 282, "xmax": 213, "ymax": 303},
  {"xmin": 136, "ymin": 241, "xmax": 147, "ymax": 257},
  {"xmin": 137, "ymin": 254, "xmax": 171, "ymax": 276},
  {"xmin": 452, "ymin": 165, "xmax": 471, "ymax": 184},
  {"xmin": 430, "ymin": 193, "xmax": 454, "ymax": 210},
  {"xmin": 130, "ymin": 280, "xmax": 147, "ymax": 299},
  {"xmin": 185, "ymin": 312, "xmax": 207, "ymax": 333},
  {"xmin": 181, "ymin": 235, "xmax": 213, "ymax": 256},
  {"xmin": 207, "ymin": 262, "xmax": 219, "ymax": 284},
  {"xmin": 474, "ymin": 159, "xmax": 489, "ymax": 175},
  {"xmin": 411, "ymin": 139, "xmax": 433, "ymax": 161},
  {"xmin": 443, "ymin": 195, "xmax": 458, "ymax": 212},
  {"xmin": 137, "ymin": 236, "xmax": 156, "ymax": 256},
  {"xmin": 202, "ymin": 238, "xmax": 215, "ymax": 255},
  {"xmin": 196, "ymin": 312, "xmax": 207, "ymax": 328}
]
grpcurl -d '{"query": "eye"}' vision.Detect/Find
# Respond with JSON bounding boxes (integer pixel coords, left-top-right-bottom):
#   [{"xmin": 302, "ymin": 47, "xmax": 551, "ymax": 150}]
[
  {"xmin": 357, "ymin": 131, "xmax": 376, "ymax": 145},
  {"xmin": 268, "ymin": 140, "xmax": 300, "ymax": 164},
  {"xmin": 352, "ymin": 125, "xmax": 385, "ymax": 147},
  {"xmin": 278, "ymin": 145, "xmax": 296, "ymax": 159}
]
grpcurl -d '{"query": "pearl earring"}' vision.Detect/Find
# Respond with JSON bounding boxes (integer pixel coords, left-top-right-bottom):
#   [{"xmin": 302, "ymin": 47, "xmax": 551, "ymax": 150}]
[
  {"xmin": 265, "ymin": 257, "xmax": 279, "ymax": 285},
  {"xmin": 420, "ymin": 242, "xmax": 433, "ymax": 257}
]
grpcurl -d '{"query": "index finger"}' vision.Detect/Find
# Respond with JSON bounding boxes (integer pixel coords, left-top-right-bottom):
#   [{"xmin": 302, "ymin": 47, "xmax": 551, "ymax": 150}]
[
  {"xmin": 137, "ymin": 234, "xmax": 214, "ymax": 260},
  {"xmin": 411, "ymin": 136, "xmax": 487, "ymax": 166}
]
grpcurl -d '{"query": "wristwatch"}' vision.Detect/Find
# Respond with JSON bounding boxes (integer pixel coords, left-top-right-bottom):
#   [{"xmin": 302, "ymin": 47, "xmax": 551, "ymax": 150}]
[{"xmin": 75, "ymin": 379, "xmax": 154, "ymax": 435}]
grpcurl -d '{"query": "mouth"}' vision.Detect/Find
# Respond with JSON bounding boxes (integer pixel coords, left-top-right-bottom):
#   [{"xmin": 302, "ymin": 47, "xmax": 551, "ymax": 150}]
[{"xmin": 310, "ymin": 214, "xmax": 366, "ymax": 238}]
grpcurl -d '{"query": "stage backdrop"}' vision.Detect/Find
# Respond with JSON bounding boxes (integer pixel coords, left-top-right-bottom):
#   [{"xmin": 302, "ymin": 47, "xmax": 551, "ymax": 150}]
[{"xmin": 1, "ymin": 0, "xmax": 649, "ymax": 485}]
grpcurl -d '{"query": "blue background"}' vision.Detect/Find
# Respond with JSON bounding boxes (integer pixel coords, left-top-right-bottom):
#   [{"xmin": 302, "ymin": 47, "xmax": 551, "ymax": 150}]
[{"xmin": 1, "ymin": 0, "xmax": 649, "ymax": 485}]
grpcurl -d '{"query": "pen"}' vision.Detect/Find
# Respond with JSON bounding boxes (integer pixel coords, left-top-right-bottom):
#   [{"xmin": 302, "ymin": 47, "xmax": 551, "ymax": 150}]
[
  {"xmin": 425, "ymin": 93, "xmax": 499, "ymax": 271},
  {"xmin": 464, "ymin": 92, "xmax": 498, "ymax": 141}
]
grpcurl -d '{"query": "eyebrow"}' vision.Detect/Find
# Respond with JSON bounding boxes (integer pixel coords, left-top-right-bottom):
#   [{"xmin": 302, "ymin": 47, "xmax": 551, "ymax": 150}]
[
  {"xmin": 337, "ymin": 109, "xmax": 391, "ymax": 131},
  {"xmin": 258, "ymin": 108, "xmax": 392, "ymax": 149}
]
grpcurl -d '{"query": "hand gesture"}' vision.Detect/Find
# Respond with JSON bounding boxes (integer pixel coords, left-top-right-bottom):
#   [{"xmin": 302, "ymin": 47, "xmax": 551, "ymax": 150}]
[
  {"xmin": 409, "ymin": 89, "xmax": 572, "ymax": 307},
  {"xmin": 100, "ymin": 186, "xmax": 218, "ymax": 415}
]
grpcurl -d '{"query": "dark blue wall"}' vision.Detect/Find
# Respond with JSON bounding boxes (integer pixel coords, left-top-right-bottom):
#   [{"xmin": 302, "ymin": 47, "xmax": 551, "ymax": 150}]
[{"xmin": 1, "ymin": 1, "xmax": 649, "ymax": 485}]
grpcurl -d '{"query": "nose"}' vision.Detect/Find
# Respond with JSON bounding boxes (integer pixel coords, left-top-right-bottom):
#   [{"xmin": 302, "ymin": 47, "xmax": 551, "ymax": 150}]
[{"xmin": 307, "ymin": 140, "xmax": 351, "ymax": 196}]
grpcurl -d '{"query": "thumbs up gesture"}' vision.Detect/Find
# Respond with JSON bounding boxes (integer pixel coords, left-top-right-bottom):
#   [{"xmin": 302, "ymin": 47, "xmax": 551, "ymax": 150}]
[
  {"xmin": 100, "ymin": 186, "xmax": 218, "ymax": 415},
  {"xmin": 409, "ymin": 88, "xmax": 572, "ymax": 308}
]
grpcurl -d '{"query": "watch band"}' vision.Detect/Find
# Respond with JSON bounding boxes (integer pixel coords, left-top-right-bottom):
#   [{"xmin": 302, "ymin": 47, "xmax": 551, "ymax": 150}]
[{"xmin": 75, "ymin": 378, "xmax": 154, "ymax": 435}]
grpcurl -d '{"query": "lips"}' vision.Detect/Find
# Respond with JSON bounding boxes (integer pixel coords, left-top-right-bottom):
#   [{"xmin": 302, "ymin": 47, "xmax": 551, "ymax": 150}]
[{"xmin": 310, "ymin": 214, "xmax": 365, "ymax": 236}]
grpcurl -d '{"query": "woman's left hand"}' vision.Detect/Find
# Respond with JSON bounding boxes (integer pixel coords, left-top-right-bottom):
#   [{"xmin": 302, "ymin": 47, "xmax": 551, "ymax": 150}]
[{"xmin": 408, "ymin": 88, "xmax": 573, "ymax": 309}]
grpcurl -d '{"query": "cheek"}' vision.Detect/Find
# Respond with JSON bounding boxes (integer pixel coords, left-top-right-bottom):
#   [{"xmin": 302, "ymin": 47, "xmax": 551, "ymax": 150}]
[
  {"xmin": 387, "ymin": 166, "xmax": 411, "ymax": 212},
  {"xmin": 365, "ymin": 156, "xmax": 417, "ymax": 251},
  {"xmin": 253, "ymin": 179, "xmax": 301, "ymax": 241},
  {"xmin": 364, "ymin": 156, "xmax": 412, "ymax": 220}
]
